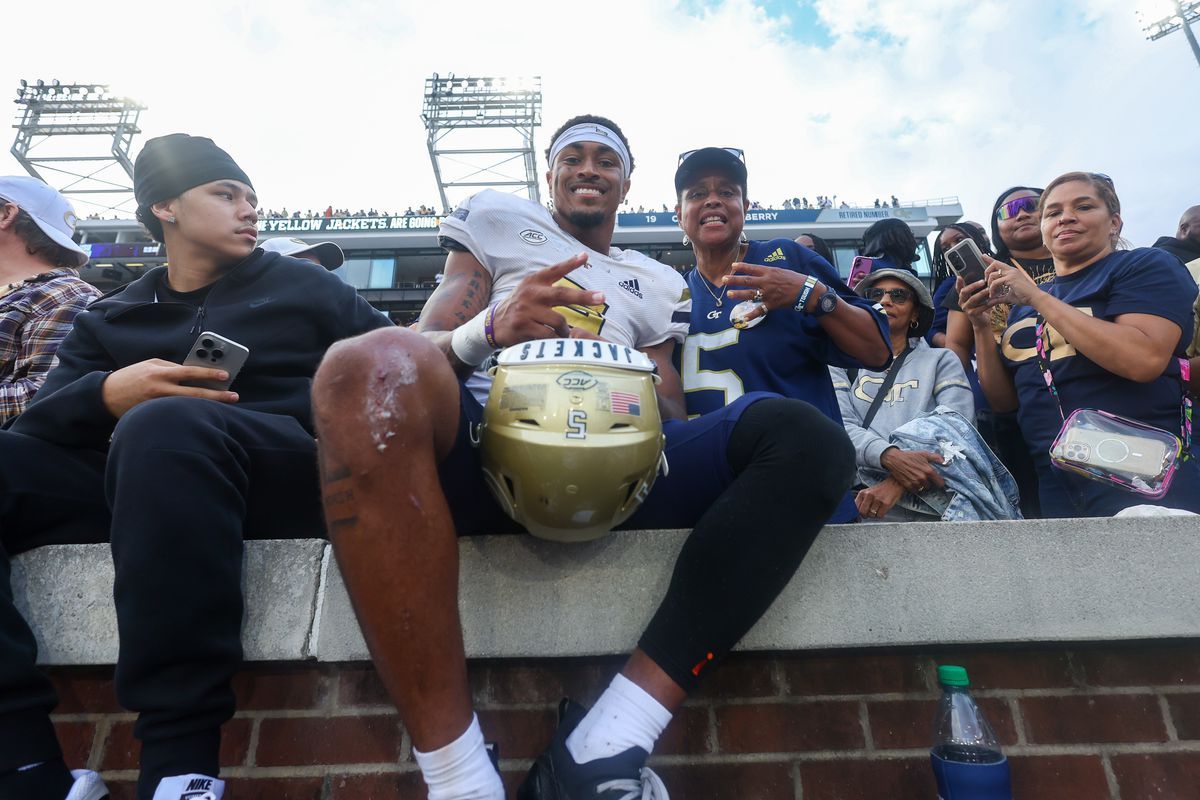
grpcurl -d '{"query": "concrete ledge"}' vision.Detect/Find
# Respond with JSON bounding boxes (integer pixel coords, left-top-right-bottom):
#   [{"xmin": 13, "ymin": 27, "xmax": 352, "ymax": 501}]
[{"xmin": 14, "ymin": 516, "xmax": 1200, "ymax": 666}]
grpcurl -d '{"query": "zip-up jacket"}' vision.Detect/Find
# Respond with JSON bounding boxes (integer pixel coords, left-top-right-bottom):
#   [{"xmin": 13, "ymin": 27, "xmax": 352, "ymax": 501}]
[{"xmin": 11, "ymin": 249, "xmax": 392, "ymax": 450}]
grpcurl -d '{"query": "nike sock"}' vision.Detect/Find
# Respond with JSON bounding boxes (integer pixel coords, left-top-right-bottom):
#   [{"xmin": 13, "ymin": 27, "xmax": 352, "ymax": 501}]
[
  {"xmin": 565, "ymin": 673, "xmax": 672, "ymax": 764},
  {"xmin": 150, "ymin": 773, "xmax": 225, "ymax": 800},
  {"xmin": 412, "ymin": 714, "xmax": 504, "ymax": 800},
  {"xmin": 0, "ymin": 759, "xmax": 73, "ymax": 800}
]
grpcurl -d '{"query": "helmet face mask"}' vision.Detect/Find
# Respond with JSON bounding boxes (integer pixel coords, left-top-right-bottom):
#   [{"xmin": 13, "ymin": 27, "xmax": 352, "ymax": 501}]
[{"xmin": 478, "ymin": 339, "xmax": 666, "ymax": 542}]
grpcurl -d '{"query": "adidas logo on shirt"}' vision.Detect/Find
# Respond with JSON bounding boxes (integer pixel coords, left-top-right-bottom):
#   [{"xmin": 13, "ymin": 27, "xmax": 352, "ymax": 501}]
[
  {"xmin": 618, "ymin": 279, "xmax": 644, "ymax": 299},
  {"xmin": 763, "ymin": 247, "xmax": 786, "ymax": 263}
]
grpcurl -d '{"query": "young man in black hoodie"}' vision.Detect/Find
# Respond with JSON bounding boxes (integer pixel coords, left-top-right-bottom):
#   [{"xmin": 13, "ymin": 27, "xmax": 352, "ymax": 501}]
[{"xmin": 0, "ymin": 134, "xmax": 390, "ymax": 800}]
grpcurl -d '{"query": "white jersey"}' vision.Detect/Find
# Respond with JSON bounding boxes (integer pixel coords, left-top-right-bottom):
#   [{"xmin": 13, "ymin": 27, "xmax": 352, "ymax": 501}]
[{"xmin": 439, "ymin": 190, "xmax": 691, "ymax": 404}]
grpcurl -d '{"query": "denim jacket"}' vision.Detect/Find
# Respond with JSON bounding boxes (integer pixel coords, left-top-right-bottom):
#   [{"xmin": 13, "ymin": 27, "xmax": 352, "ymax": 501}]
[{"xmin": 860, "ymin": 406, "xmax": 1022, "ymax": 521}]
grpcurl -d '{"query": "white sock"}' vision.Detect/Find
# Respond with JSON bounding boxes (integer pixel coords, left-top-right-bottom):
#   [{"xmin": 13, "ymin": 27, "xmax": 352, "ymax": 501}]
[
  {"xmin": 412, "ymin": 714, "xmax": 504, "ymax": 800},
  {"xmin": 566, "ymin": 673, "xmax": 673, "ymax": 764},
  {"xmin": 151, "ymin": 774, "xmax": 225, "ymax": 800}
]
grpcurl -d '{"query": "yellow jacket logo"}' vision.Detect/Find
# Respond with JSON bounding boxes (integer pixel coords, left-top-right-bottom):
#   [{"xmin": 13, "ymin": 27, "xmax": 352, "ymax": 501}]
[{"xmin": 763, "ymin": 248, "xmax": 786, "ymax": 263}]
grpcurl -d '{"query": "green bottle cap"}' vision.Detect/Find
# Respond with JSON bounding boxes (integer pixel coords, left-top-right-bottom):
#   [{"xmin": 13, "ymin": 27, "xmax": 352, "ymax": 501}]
[{"xmin": 938, "ymin": 665, "xmax": 970, "ymax": 687}]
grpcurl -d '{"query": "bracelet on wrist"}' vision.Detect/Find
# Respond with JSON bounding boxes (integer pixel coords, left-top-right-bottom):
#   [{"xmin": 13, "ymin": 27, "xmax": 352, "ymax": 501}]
[
  {"xmin": 483, "ymin": 302, "xmax": 500, "ymax": 349},
  {"xmin": 794, "ymin": 274, "xmax": 819, "ymax": 313}
]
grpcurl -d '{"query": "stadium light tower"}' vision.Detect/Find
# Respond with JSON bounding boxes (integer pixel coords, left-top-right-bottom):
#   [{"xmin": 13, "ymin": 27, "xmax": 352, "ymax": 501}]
[
  {"xmin": 421, "ymin": 74, "xmax": 543, "ymax": 212},
  {"xmin": 1137, "ymin": 0, "xmax": 1200, "ymax": 69},
  {"xmin": 11, "ymin": 80, "xmax": 145, "ymax": 216}
]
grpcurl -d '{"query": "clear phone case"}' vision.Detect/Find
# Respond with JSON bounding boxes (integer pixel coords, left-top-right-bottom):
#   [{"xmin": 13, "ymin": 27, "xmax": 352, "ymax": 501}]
[{"xmin": 1049, "ymin": 408, "xmax": 1182, "ymax": 498}]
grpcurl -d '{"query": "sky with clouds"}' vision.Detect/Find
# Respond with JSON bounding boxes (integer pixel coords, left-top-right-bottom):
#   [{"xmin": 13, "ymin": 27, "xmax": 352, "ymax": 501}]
[{"xmin": 2, "ymin": 0, "xmax": 1196, "ymax": 246}]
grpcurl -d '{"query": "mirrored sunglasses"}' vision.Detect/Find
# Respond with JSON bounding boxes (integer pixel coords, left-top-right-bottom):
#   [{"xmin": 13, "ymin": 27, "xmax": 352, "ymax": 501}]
[
  {"xmin": 864, "ymin": 287, "xmax": 913, "ymax": 303},
  {"xmin": 996, "ymin": 195, "xmax": 1040, "ymax": 221}
]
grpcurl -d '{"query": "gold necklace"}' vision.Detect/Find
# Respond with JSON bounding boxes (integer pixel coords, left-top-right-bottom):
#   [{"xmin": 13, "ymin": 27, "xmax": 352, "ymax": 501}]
[{"xmin": 697, "ymin": 243, "xmax": 745, "ymax": 308}]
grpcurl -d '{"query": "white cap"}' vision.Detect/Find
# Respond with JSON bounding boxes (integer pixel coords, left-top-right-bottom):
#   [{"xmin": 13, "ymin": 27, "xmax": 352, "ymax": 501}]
[
  {"xmin": 259, "ymin": 236, "xmax": 344, "ymax": 270},
  {"xmin": 0, "ymin": 176, "xmax": 88, "ymax": 267}
]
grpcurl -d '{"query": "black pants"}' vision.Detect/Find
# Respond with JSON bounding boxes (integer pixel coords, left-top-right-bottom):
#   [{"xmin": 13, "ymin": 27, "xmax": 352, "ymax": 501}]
[{"xmin": 0, "ymin": 398, "xmax": 323, "ymax": 798}]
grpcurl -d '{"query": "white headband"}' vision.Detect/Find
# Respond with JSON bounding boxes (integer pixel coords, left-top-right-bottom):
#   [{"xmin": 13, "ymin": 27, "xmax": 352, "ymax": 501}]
[{"xmin": 547, "ymin": 123, "xmax": 631, "ymax": 182}]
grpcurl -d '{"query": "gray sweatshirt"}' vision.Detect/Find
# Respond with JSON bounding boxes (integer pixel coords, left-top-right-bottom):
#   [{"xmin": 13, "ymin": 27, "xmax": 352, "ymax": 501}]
[{"xmin": 830, "ymin": 339, "xmax": 975, "ymax": 469}]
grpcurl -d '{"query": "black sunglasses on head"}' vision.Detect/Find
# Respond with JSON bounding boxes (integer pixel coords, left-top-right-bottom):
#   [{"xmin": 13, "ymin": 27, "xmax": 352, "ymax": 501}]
[{"xmin": 677, "ymin": 147, "xmax": 745, "ymax": 167}]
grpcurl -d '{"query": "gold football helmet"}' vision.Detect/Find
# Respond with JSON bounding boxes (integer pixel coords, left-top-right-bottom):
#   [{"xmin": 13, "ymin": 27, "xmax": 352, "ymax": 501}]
[{"xmin": 477, "ymin": 338, "xmax": 667, "ymax": 542}]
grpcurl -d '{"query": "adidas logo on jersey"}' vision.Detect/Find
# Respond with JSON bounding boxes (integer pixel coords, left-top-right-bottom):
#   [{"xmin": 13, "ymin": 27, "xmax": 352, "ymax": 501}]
[
  {"xmin": 763, "ymin": 247, "xmax": 786, "ymax": 263},
  {"xmin": 618, "ymin": 279, "xmax": 644, "ymax": 299}
]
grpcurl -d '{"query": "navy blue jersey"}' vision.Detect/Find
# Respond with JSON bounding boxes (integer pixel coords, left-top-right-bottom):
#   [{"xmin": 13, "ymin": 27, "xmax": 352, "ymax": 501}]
[
  {"xmin": 1001, "ymin": 248, "xmax": 1197, "ymax": 460},
  {"xmin": 681, "ymin": 238, "xmax": 889, "ymax": 522},
  {"xmin": 682, "ymin": 238, "xmax": 888, "ymax": 419}
]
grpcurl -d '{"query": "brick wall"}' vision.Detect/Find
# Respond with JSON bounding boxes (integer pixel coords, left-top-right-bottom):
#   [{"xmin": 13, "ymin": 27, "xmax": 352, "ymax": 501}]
[{"xmin": 47, "ymin": 641, "xmax": 1200, "ymax": 799}]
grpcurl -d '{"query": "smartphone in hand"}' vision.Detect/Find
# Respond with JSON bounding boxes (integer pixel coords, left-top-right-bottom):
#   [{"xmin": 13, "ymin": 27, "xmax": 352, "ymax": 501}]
[
  {"xmin": 182, "ymin": 331, "xmax": 250, "ymax": 391},
  {"xmin": 945, "ymin": 239, "xmax": 987, "ymax": 286}
]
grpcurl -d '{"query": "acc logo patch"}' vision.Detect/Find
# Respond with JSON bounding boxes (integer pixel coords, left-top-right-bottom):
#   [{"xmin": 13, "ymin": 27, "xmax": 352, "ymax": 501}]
[
  {"xmin": 520, "ymin": 229, "xmax": 548, "ymax": 245},
  {"xmin": 556, "ymin": 370, "xmax": 597, "ymax": 390}
]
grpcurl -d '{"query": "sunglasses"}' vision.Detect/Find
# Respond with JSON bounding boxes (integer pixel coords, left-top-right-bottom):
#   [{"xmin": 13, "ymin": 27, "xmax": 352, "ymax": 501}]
[
  {"xmin": 995, "ymin": 195, "xmax": 1040, "ymax": 221},
  {"xmin": 677, "ymin": 147, "xmax": 745, "ymax": 167},
  {"xmin": 864, "ymin": 287, "xmax": 913, "ymax": 303}
]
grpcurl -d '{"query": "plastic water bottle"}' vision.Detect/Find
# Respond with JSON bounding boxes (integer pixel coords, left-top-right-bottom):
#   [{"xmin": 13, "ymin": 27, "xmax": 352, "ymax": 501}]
[{"xmin": 930, "ymin": 665, "xmax": 1012, "ymax": 799}]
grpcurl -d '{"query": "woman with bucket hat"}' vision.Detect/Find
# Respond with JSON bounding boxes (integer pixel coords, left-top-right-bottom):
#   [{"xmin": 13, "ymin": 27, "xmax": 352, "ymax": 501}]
[{"xmin": 831, "ymin": 268, "xmax": 981, "ymax": 520}]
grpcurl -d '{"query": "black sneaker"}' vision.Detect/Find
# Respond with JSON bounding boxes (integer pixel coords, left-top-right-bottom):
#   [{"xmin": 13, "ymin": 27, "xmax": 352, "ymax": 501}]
[{"xmin": 517, "ymin": 699, "xmax": 669, "ymax": 799}]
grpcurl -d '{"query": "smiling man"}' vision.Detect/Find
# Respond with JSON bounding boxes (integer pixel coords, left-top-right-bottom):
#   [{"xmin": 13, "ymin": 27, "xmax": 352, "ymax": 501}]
[{"xmin": 313, "ymin": 115, "xmax": 857, "ymax": 800}]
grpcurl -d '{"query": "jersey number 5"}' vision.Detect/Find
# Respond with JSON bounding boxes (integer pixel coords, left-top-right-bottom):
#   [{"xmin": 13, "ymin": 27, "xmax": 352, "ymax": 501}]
[{"xmin": 681, "ymin": 329, "xmax": 744, "ymax": 406}]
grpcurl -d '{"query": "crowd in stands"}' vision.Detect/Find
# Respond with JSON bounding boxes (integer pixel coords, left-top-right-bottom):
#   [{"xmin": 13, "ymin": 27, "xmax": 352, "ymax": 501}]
[
  {"xmin": 625, "ymin": 195, "xmax": 902, "ymax": 213},
  {"xmin": 256, "ymin": 203, "xmax": 444, "ymax": 219},
  {"xmin": 1, "ymin": 122, "xmax": 1199, "ymax": 800}
]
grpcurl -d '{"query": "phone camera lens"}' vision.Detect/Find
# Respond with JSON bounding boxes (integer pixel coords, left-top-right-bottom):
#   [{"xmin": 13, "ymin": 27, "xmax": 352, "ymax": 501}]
[
  {"xmin": 949, "ymin": 253, "xmax": 962, "ymax": 268},
  {"xmin": 196, "ymin": 349, "xmax": 209, "ymax": 359},
  {"xmin": 201, "ymin": 338, "xmax": 215, "ymax": 348},
  {"xmin": 211, "ymin": 348, "xmax": 225, "ymax": 360}
]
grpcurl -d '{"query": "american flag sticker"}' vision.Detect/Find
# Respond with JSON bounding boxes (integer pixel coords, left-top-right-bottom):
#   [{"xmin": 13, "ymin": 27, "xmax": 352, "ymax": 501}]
[{"xmin": 610, "ymin": 390, "xmax": 641, "ymax": 417}]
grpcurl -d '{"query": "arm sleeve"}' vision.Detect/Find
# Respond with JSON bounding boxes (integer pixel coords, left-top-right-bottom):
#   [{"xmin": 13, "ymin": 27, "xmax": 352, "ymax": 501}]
[
  {"xmin": 9, "ymin": 309, "xmax": 121, "ymax": 448},
  {"xmin": 328, "ymin": 270, "xmax": 393, "ymax": 338},
  {"xmin": 1105, "ymin": 249, "xmax": 1197, "ymax": 347},
  {"xmin": 644, "ymin": 278, "xmax": 691, "ymax": 347},
  {"xmin": 436, "ymin": 195, "xmax": 492, "ymax": 274},
  {"xmin": 932, "ymin": 350, "xmax": 975, "ymax": 421},
  {"xmin": 831, "ymin": 365, "xmax": 895, "ymax": 469},
  {"xmin": 0, "ymin": 280, "xmax": 99, "ymax": 423},
  {"xmin": 786, "ymin": 243, "xmax": 890, "ymax": 368}
]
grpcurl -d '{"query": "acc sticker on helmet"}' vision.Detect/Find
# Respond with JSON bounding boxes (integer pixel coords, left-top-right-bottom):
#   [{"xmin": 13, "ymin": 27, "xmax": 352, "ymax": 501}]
[
  {"xmin": 556, "ymin": 370, "xmax": 597, "ymax": 390},
  {"xmin": 479, "ymin": 338, "xmax": 665, "ymax": 543}
]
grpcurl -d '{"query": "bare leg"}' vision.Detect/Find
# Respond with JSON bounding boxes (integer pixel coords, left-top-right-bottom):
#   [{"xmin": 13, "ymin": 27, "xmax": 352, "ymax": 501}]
[
  {"xmin": 621, "ymin": 650, "xmax": 686, "ymax": 713},
  {"xmin": 312, "ymin": 327, "xmax": 470, "ymax": 750}
]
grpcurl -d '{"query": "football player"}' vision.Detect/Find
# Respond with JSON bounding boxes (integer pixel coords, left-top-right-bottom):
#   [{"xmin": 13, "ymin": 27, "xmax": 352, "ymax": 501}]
[{"xmin": 312, "ymin": 116, "xmax": 858, "ymax": 800}]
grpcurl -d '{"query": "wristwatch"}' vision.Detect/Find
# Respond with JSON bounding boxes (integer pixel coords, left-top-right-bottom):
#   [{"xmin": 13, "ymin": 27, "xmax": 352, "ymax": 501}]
[{"xmin": 811, "ymin": 290, "xmax": 839, "ymax": 318}]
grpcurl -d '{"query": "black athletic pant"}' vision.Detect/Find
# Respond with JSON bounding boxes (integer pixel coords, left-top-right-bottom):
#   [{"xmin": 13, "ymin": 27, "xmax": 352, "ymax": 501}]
[
  {"xmin": 638, "ymin": 397, "xmax": 856, "ymax": 692},
  {"xmin": 0, "ymin": 398, "xmax": 323, "ymax": 800}
]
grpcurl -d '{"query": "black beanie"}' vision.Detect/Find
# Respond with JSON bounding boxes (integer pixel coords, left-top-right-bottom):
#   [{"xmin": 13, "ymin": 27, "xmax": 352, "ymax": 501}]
[{"xmin": 133, "ymin": 134, "xmax": 253, "ymax": 210}]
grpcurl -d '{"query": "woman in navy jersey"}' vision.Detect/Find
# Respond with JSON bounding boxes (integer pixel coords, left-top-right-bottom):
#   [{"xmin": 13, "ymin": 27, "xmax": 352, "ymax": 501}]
[
  {"xmin": 673, "ymin": 147, "xmax": 891, "ymax": 522},
  {"xmin": 960, "ymin": 172, "xmax": 1200, "ymax": 517}
]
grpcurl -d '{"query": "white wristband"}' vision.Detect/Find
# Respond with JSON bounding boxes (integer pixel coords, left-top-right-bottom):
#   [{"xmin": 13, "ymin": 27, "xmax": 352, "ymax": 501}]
[{"xmin": 450, "ymin": 308, "xmax": 495, "ymax": 367}]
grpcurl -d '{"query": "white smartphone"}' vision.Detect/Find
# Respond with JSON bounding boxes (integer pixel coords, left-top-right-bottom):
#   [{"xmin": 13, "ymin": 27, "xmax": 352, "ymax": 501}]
[
  {"xmin": 1053, "ymin": 428, "xmax": 1172, "ymax": 480},
  {"xmin": 182, "ymin": 331, "xmax": 250, "ymax": 391},
  {"xmin": 945, "ymin": 238, "xmax": 987, "ymax": 285}
]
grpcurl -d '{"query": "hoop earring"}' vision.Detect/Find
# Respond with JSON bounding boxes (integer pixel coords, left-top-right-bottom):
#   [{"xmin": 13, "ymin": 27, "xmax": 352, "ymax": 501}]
[
  {"xmin": 910, "ymin": 319, "xmax": 919, "ymax": 330},
  {"xmin": 682, "ymin": 233, "xmax": 690, "ymax": 246}
]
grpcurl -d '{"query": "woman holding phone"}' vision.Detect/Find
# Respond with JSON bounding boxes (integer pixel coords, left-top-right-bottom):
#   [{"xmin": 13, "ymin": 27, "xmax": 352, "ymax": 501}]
[
  {"xmin": 960, "ymin": 171, "xmax": 1200, "ymax": 517},
  {"xmin": 673, "ymin": 146, "xmax": 891, "ymax": 522}
]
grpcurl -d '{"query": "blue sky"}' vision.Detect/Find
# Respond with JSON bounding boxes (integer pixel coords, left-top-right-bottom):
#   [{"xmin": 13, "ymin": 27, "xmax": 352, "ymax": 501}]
[{"xmin": 2, "ymin": 0, "xmax": 1196, "ymax": 245}]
